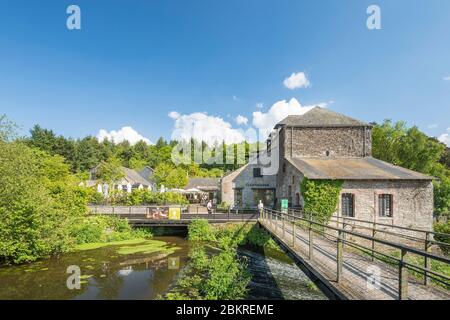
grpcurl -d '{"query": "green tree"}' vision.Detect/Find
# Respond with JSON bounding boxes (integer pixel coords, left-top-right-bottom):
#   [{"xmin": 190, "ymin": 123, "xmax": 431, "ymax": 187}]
[
  {"xmin": 0, "ymin": 115, "xmax": 18, "ymax": 142},
  {"xmin": 0, "ymin": 141, "xmax": 88, "ymax": 264},
  {"xmin": 154, "ymin": 163, "xmax": 188, "ymax": 188},
  {"xmin": 372, "ymin": 120, "xmax": 450, "ymax": 213},
  {"xmin": 96, "ymin": 157, "xmax": 125, "ymax": 184}
]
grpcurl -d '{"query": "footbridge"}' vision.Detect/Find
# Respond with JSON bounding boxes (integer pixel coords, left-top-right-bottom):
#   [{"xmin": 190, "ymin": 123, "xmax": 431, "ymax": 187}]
[
  {"xmin": 259, "ymin": 208, "xmax": 450, "ymax": 300},
  {"xmin": 90, "ymin": 205, "xmax": 450, "ymax": 300}
]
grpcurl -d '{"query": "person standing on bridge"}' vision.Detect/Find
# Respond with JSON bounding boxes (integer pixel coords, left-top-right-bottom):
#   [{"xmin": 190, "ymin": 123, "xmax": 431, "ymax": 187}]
[
  {"xmin": 207, "ymin": 200, "xmax": 213, "ymax": 215},
  {"xmin": 258, "ymin": 200, "xmax": 264, "ymax": 215}
]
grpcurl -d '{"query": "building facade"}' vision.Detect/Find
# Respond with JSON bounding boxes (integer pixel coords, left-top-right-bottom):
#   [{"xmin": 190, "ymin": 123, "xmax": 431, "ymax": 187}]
[{"xmin": 221, "ymin": 107, "xmax": 434, "ymax": 230}]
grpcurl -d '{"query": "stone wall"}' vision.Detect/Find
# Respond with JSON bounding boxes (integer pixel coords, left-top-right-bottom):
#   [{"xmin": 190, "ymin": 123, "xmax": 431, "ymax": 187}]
[
  {"xmin": 283, "ymin": 126, "xmax": 372, "ymax": 158},
  {"xmin": 221, "ymin": 163, "xmax": 277, "ymax": 208},
  {"xmin": 338, "ymin": 180, "xmax": 434, "ymax": 231},
  {"xmin": 276, "ymin": 159, "xmax": 304, "ymax": 208}
]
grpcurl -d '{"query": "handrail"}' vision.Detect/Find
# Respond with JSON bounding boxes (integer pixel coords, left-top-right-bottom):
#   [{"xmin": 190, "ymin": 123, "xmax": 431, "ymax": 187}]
[
  {"xmin": 288, "ymin": 208, "xmax": 450, "ymax": 239},
  {"xmin": 261, "ymin": 208, "xmax": 450, "ymax": 299},
  {"xmin": 267, "ymin": 209, "xmax": 450, "ymax": 263}
]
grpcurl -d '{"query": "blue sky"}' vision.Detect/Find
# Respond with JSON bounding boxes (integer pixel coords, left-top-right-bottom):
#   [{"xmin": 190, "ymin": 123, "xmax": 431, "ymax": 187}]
[{"xmin": 0, "ymin": 0, "xmax": 449, "ymax": 145}]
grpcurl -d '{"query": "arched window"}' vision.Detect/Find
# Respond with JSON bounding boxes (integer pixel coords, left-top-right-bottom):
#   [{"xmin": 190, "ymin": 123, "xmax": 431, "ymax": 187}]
[{"xmin": 295, "ymin": 193, "xmax": 300, "ymax": 206}]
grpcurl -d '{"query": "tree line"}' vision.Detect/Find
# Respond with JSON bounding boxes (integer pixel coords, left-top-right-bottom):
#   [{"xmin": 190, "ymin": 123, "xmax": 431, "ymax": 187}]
[{"xmin": 372, "ymin": 120, "xmax": 450, "ymax": 214}]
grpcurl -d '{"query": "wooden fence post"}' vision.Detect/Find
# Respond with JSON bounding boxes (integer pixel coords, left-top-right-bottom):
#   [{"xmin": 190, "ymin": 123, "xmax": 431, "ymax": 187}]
[{"xmin": 399, "ymin": 249, "xmax": 409, "ymax": 300}]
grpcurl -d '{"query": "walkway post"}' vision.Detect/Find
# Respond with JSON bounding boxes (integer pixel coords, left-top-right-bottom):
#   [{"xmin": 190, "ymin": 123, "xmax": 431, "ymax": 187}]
[
  {"xmin": 424, "ymin": 232, "xmax": 430, "ymax": 286},
  {"xmin": 292, "ymin": 217, "xmax": 296, "ymax": 248},
  {"xmin": 371, "ymin": 222, "xmax": 376, "ymax": 262},
  {"xmin": 337, "ymin": 230, "xmax": 343, "ymax": 282},
  {"xmin": 399, "ymin": 249, "xmax": 409, "ymax": 300},
  {"xmin": 282, "ymin": 213, "xmax": 285, "ymax": 239},
  {"xmin": 275, "ymin": 211, "xmax": 278, "ymax": 234},
  {"xmin": 309, "ymin": 216, "xmax": 314, "ymax": 261}
]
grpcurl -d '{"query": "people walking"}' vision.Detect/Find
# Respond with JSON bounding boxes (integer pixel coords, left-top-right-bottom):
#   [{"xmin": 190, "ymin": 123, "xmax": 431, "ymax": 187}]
[{"xmin": 207, "ymin": 200, "xmax": 213, "ymax": 215}]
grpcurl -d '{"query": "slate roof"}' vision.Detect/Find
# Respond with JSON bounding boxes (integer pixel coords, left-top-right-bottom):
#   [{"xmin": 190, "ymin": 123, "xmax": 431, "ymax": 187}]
[
  {"xmin": 121, "ymin": 167, "xmax": 153, "ymax": 186},
  {"xmin": 286, "ymin": 157, "xmax": 434, "ymax": 180},
  {"xmin": 275, "ymin": 107, "xmax": 371, "ymax": 129},
  {"xmin": 185, "ymin": 178, "xmax": 221, "ymax": 190}
]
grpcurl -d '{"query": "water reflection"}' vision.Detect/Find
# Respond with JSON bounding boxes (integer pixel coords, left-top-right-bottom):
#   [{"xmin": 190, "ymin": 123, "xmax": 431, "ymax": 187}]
[{"xmin": 0, "ymin": 236, "xmax": 326, "ymax": 300}]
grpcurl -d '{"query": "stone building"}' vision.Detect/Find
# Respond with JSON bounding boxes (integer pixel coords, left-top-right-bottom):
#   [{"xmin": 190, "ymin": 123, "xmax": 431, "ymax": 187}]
[{"xmin": 221, "ymin": 107, "xmax": 434, "ymax": 230}]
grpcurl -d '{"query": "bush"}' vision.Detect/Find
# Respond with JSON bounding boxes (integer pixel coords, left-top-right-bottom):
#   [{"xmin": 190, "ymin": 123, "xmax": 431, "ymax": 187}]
[
  {"xmin": 0, "ymin": 142, "xmax": 89, "ymax": 264},
  {"xmin": 69, "ymin": 215, "xmax": 152, "ymax": 245},
  {"xmin": 89, "ymin": 189, "xmax": 189, "ymax": 206},
  {"xmin": 165, "ymin": 245, "xmax": 250, "ymax": 300},
  {"xmin": 434, "ymin": 221, "xmax": 450, "ymax": 254},
  {"xmin": 188, "ymin": 219, "xmax": 216, "ymax": 241}
]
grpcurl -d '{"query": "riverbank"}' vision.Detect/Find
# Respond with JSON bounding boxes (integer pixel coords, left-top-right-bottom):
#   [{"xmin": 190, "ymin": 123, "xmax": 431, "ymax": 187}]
[{"xmin": 162, "ymin": 219, "xmax": 300, "ymax": 300}]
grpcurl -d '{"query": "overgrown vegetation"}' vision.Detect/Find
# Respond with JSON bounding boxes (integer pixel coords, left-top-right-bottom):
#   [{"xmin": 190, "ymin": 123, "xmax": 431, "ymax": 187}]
[
  {"xmin": 434, "ymin": 221, "xmax": 450, "ymax": 254},
  {"xmin": 165, "ymin": 246, "xmax": 251, "ymax": 300},
  {"xmin": 164, "ymin": 220, "xmax": 280, "ymax": 300},
  {"xmin": 0, "ymin": 117, "xmax": 153, "ymax": 265},
  {"xmin": 0, "ymin": 139, "xmax": 88, "ymax": 264},
  {"xmin": 69, "ymin": 215, "xmax": 152, "ymax": 245},
  {"xmin": 89, "ymin": 189, "xmax": 189, "ymax": 206},
  {"xmin": 300, "ymin": 178, "xmax": 343, "ymax": 223}
]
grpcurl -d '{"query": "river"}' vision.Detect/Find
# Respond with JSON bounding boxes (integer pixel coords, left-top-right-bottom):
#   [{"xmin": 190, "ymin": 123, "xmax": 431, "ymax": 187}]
[{"xmin": 0, "ymin": 236, "xmax": 326, "ymax": 300}]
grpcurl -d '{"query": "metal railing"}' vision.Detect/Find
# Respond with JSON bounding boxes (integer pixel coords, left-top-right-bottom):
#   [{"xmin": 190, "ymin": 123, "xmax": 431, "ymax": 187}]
[
  {"xmin": 89, "ymin": 205, "xmax": 259, "ymax": 223},
  {"xmin": 260, "ymin": 208, "xmax": 450, "ymax": 300},
  {"xmin": 288, "ymin": 208, "xmax": 450, "ymax": 286}
]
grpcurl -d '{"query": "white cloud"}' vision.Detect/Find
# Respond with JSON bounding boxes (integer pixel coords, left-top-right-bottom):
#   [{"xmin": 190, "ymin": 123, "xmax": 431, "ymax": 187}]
[
  {"xmin": 438, "ymin": 128, "xmax": 450, "ymax": 146},
  {"xmin": 232, "ymin": 95, "xmax": 240, "ymax": 101},
  {"xmin": 168, "ymin": 111, "xmax": 180, "ymax": 119},
  {"xmin": 235, "ymin": 115, "xmax": 248, "ymax": 126},
  {"xmin": 256, "ymin": 102, "xmax": 264, "ymax": 109},
  {"xmin": 252, "ymin": 98, "xmax": 324, "ymax": 138},
  {"xmin": 439, "ymin": 134, "xmax": 450, "ymax": 146},
  {"xmin": 443, "ymin": 76, "xmax": 450, "ymax": 81},
  {"xmin": 169, "ymin": 112, "xmax": 246, "ymax": 145},
  {"xmin": 96, "ymin": 127, "xmax": 153, "ymax": 145},
  {"xmin": 428, "ymin": 124, "xmax": 438, "ymax": 129},
  {"xmin": 283, "ymin": 72, "xmax": 310, "ymax": 90}
]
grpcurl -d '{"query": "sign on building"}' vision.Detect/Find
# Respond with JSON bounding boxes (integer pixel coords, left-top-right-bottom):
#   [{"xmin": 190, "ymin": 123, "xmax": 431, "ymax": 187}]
[
  {"xmin": 281, "ymin": 199, "xmax": 289, "ymax": 213},
  {"xmin": 168, "ymin": 207, "xmax": 181, "ymax": 220}
]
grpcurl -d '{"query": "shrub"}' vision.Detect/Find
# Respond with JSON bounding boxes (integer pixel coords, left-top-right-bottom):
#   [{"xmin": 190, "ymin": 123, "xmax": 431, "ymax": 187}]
[
  {"xmin": 434, "ymin": 221, "xmax": 450, "ymax": 254},
  {"xmin": 188, "ymin": 219, "xmax": 216, "ymax": 241},
  {"xmin": 69, "ymin": 216, "xmax": 152, "ymax": 245},
  {"xmin": 0, "ymin": 142, "xmax": 89, "ymax": 264}
]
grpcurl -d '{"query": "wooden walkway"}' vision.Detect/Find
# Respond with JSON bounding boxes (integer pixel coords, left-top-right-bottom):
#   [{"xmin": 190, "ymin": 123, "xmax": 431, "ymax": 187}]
[{"xmin": 259, "ymin": 217, "xmax": 450, "ymax": 300}]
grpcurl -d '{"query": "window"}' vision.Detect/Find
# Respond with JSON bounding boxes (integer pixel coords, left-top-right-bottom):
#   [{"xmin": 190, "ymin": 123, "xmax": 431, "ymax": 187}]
[
  {"xmin": 267, "ymin": 139, "xmax": 272, "ymax": 157},
  {"xmin": 341, "ymin": 193, "xmax": 354, "ymax": 217},
  {"xmin": 253, "ymin": 189, "xmax": 275, "ymax": 207},
  {"xmin": 292, "ymin": 176, "xmax": 295, "ymax": 185},
  {"xmin": 379, "ymin": 194, "xmax": 393, "ymax": 217},
  {"xmin": 234, "ymin": 189, "xmax": 243, "ymax": 207},
  {"xmin": 282, "ymin": 163, "xmax": 286, "ymax": 173},
  {"xmin": 253, "ymin": 168, "xmax": 262, "ymax": 178},
  {"xmin": 295, "ymin": 193, "xmax": 300, "ymax": 206},
  {"xmin": 288, "ymin": 185, "xmax": 292, "ymax": 206}
]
